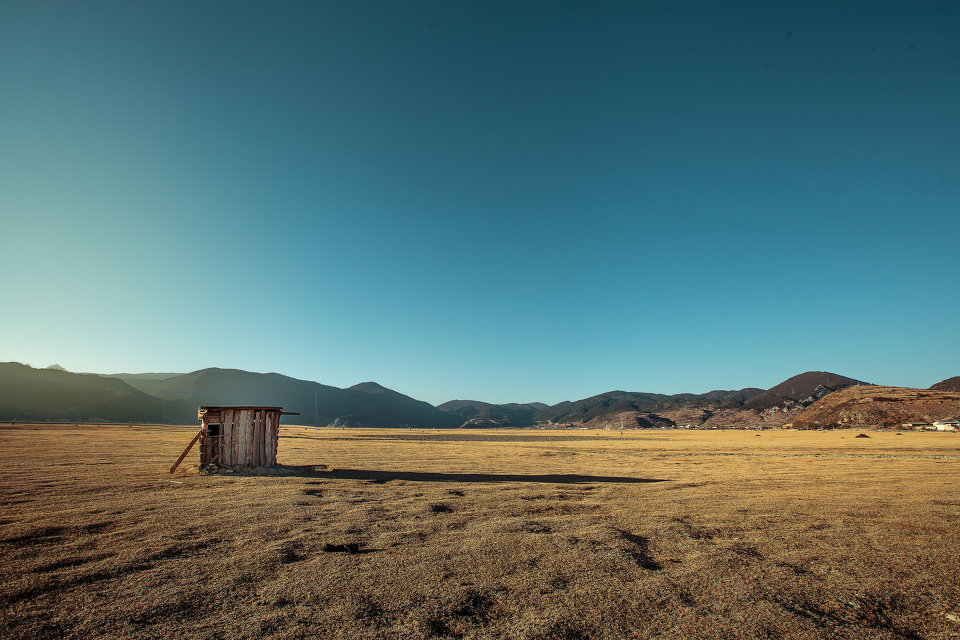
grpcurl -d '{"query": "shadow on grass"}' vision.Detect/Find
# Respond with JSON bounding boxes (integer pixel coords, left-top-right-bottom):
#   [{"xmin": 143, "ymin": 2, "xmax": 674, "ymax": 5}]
[{"xmin": 246, "ymin": 466, "xmax": 669, "ymax": 484}]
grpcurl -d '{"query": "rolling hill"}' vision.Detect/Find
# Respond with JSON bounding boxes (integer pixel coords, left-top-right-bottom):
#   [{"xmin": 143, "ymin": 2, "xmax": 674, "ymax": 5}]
[
  {"xmin": 744, "ymin": 371, "xmax": 868, "ymax": 412},
  {"xmin": 4, "ymin": 362, "xmax": 950, "ymax": 430},
  {"xmin": 436, "ymin": 400, "xmax": 546, "ymax": 426},
  {"xmin": 135, "ymin": 368, "xmax": 461, "ymax": 428},
  {"xmin": 791, "ymin": 385, "xmax": 960, "ymax": 428},
  {"xmin": 523, "ymin": 372, "xmax": 868, "ymax": 429},
  {"xmin": 929, "ymin": 376, "xmax": 960, "ymax": 392},
  {"xmin": 533, "ymin": 388, "xmax": 765, "ymax": 424},
  {"xmin": 1, "ymin": 364, "xmax": 462, "ymax": 427},
  {"xmin": 0, "ymin": 362, "xmax": 173, "ymax": 423},
  {"xmin": 106, "ymin": 372, "xmax": 185, "ymax": 389}
]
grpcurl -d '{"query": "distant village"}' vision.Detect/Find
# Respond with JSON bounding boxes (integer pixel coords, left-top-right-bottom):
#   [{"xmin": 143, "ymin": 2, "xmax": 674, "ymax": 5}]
[{"xmin": 901, "ymin": 419, "xmax": 959, "ymax": 431}]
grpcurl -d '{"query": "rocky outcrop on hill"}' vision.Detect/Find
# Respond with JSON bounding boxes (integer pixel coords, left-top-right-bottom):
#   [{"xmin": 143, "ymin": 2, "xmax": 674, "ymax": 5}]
[
  {"xmin": 534, "ymin": 388, "xmax": 765, "ymax": 425},
  {"xmin": 532, "ymin": 373, "xmax": 865, "ymax": 429},
  {"xmin": 580, "ymin": 410, "xmax": 676, "ymax": 430},
  {"xmin": 791, "ymin": 385, "xmax": 960, "ymax": 429},
  {"xmin": 457, "ymin": 417, "xmax": 514, "ymax": 429},
  {"xmin": 930, "ymin": 376, "xmax": 960, "ymax": 392},
  {"xmin": 660, "ymin": 407, "xmax": 779, "ymax": 429},
  {"xmin": 745, "ymin": 371, "xmax": 866, "ymax": 412},
  {"xmin": 437, "ymin": 400, "xmax": 543, "ymax": 426}
]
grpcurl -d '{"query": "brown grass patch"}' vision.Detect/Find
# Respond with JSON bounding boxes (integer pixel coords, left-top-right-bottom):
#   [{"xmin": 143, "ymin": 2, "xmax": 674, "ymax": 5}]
[{"xmin": 1, "ymin": 425, "xmax": 959, "ymax": 638}]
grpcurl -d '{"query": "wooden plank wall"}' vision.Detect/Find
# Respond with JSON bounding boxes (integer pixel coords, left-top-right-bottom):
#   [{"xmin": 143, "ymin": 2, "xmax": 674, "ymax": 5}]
[{"xmin": 201, "ymin": 407, "xmax": 280, "ymax": 468}]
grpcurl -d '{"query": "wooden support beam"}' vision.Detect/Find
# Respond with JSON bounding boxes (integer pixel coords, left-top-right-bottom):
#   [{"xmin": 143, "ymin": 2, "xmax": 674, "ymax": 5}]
[{"xmin": 170, "ymin": 429, "xmax": 203, "ymax": 474}]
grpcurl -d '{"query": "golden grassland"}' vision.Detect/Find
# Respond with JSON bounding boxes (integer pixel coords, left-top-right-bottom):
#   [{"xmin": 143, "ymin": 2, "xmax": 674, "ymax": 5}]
[{"xmin": 1, "ymin": 424, "xmax": 959, "ymax": 639}]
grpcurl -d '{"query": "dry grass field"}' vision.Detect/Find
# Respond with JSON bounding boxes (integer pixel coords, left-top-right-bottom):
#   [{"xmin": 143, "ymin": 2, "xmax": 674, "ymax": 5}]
[{"xmin": 1, "ymin": 424, "xmax": 959, "ymax": 639}]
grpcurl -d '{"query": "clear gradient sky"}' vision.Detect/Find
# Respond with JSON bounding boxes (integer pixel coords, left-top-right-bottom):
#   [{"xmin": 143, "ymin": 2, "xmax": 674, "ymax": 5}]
[{"xmin": 2, "ymin": 1, "xmax": 958, "ymax": 405}]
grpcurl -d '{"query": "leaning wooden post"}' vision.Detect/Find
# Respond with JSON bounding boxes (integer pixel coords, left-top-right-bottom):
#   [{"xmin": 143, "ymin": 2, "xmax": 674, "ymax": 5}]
[{"xmin": 170, "ymin": 429, "xmax": 203, "ymax": 474}]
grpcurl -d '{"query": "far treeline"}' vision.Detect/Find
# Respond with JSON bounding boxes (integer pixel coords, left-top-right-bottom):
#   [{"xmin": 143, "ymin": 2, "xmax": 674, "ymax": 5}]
[{"xmin": 1, "ymin": 363, "xmax": 958, "ymax": 430}]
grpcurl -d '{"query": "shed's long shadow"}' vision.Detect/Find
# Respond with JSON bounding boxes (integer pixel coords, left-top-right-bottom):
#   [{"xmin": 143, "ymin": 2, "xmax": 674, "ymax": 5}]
[{"xmin": 283, "ymin": 466, "xmax": 668, "ymax": 484}]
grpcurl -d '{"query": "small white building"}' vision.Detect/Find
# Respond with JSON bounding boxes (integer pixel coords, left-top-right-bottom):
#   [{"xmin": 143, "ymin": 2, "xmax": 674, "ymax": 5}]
[{"xmin": 932, "ymin": 419, "xmax": 959, "ymax": 431}]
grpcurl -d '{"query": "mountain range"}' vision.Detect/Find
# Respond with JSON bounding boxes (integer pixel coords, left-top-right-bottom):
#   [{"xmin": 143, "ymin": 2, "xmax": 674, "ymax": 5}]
[
  {"xmin": 1, "ymin": 362, "xmax": 957, "ymax": 429},
  {"xmin": 0, "ymin": 363, "xmax": 460, "ymax": 428}
]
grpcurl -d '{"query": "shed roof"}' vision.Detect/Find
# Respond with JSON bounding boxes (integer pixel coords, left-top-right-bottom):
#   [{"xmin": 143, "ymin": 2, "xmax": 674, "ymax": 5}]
[{"xmin": 199, "ymin": 406, "xmax": 284, "ymax": 411}]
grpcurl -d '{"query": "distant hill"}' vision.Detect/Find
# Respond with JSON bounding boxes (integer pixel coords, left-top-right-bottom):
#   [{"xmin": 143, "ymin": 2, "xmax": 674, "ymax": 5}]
[
  {"xmin": 1, "ymin": 364, "xmax": 462, "ymax": 427},
  {"xmin": 534, "ymin": 388, "xmax": 764, "ymax": 425},
  {"xmin": 791, "ymin": 385, "xmax": 960, "ymax": 428},
  {"xmin": 137, "ymin": 368, "xmax": 461, "ymax": 428},
  {"xmin": 437, "ymin": 400, "xmax": 545, "ymax": 425},
  {"xmin": 930, "ymin": 376, "xmax": 960, "ymax": 392},
  {"xmin": 6, "ymin": 362, "xmax": 943, "ymax": 430},
  {"xmin": 578, "ymin": 409, "xmax": 678, "ymax": 430},
  {"xmin": 527, "ymin": 372, "xmax": 868, "ymax": 429},
  {"xmin": 106, "ymin": 372, "xmax": 185, "ymax": 390},
  {"xmin": 0, "ymin": 362, "xmax": 173, "ymax": 423},
  {"xmin": 744, "ymin": 371, "xmax": 867, "ymax": 412}
]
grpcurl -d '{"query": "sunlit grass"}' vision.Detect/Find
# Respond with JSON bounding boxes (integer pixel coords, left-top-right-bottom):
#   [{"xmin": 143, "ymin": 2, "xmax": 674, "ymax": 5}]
[{"xmin": 1, "ymin": 424, "xmax": 958, "ymax": 639}]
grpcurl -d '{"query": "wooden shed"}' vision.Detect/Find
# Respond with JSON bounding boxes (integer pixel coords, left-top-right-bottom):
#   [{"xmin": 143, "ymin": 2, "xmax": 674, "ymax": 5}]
[{"xmin": 198, "ymin": 406, "xmax": 290, "ymax": 468}]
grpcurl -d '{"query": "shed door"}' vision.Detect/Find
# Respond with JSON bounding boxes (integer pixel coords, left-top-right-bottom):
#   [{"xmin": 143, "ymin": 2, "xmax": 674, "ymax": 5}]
[{"xmin": 205, "ymin": 423, "xmax": 221, "ymax": 464}]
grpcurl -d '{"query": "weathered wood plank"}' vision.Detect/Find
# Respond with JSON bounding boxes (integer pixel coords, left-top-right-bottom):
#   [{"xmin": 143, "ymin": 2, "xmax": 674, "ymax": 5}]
[
  {"xmin": 260, "ymin": 410, "xmax": 267, "ymax": 466},
  {"xmin": 251, "ymin": 410, "xmax": 263, "ymax": 467},
  {"xmin": 253, "ymin": 409, "xmax": 260, "ymax": 466},
  {"xmin": 239, "ymin": 409, "xmax": 248, "ymax": 466},
  {"xmin": 226, "ymin": 409, "xmax": 236, "ymax": 466},
  {"xmin": 233, "ymin": 409, "xmax": 241, "ymax": 466},
  {"xmin": 235, "ymin": 409, "xmax": 245, "ymax": 466},
  {"xmin": 201, "ymin": 421, "xmax": 211, "ymax": 465},
  {"xmin": 219, "ymin": 410, "xmax": 227, "ymax": 466},
  {"xmin": 262, "ymin": 411, "xmax": 269, "ymax": 466},
  {"xmin": 213, "ymin": 409, "xmax": 223, "ymax": 464},
  {"xmin": 272, "ymin": 410, "xmax": 279, "ymax": 466},
  {"xmin": 250, "ymin": 410, "xmax": 256, "ymax": 467},
  {"xmin": 260, "ymin": 410, "xmax": 268, "ymax": 466},
  {"xmin": 267, "ymin": 411, "xmax": 276, "ymax": 466},
  {"xmin": 210, "ymin": 414, "xmax": 219, "ymax": 465},
  {"xmin": 241, "ymin": 409, "xmax": 247, "ymax": 465},
  {"xmin": 274, "ymin": 410, "xmax": 280, "ymax": 465},
  {"xmin": 253, "ymin": 410, "xmax": 261, "ymax": 466},
  {"xmin": 170, "ymin": 429, "xmax": 202, "ymax": 474},
  {"xmin": 263, "ymin": 412, "xmax": 270, "ymax": 466},
  {"xmin": 242, "ymin": 409, "xmax": 254, "ymax": 466}
]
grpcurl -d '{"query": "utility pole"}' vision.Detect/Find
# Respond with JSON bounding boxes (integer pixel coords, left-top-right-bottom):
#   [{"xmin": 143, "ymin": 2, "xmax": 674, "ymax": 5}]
[{"xmin": 315, "ymin": 390, "xmax": 319, "ymax": 429}]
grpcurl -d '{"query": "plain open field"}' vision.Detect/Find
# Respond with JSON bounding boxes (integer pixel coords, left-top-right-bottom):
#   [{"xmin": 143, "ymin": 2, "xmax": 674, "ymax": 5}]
[{"xmin": 1, "ymin": 425, "xmax": 959, "ymax": 639}]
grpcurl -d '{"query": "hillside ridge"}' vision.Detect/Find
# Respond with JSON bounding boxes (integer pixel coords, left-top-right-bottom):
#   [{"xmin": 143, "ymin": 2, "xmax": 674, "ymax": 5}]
[
  {"xmin": 792, "ymin": 385, "xmax": 960, "ymax": 428},
  {"xmin": 4, "ymin": 363, "xmax": 954, "ymax": 429}
]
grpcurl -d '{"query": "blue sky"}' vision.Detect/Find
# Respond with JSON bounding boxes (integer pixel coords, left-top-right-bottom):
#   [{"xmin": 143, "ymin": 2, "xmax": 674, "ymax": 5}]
[{"xmin": 2, "ymin": 1, "xmax": 958, "ymax": 405}]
